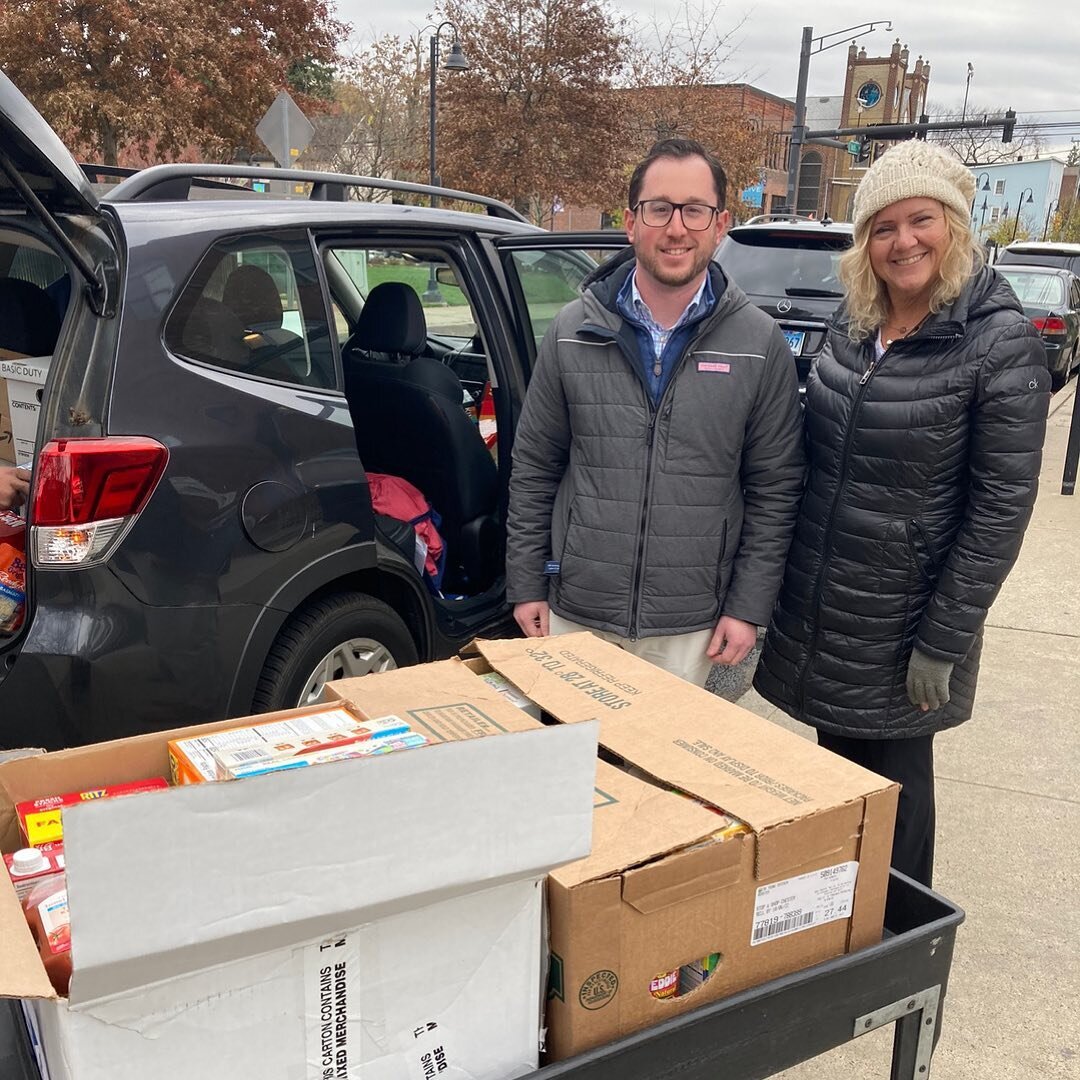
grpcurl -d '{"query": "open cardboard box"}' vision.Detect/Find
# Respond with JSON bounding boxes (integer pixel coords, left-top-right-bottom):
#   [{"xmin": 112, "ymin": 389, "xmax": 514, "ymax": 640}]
[
  {"xmin": 0, "ymin": 351, "xmax": 48, "ymax": 463},
  {"xmin": 0, "ymin": 691, "xmax": 599, "ymax": 1080},
  {"xmin": 331, "ymin": 635, "xmax": 899, "ymax": 1060}
]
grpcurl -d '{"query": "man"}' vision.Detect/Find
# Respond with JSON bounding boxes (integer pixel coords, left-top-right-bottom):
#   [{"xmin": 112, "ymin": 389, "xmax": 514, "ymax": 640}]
[
  {"xmin": 506, "ymin": 138, "xmax": 804, "ymax": 686},
  {"xmin": 0, "ymin": 466, "xmax": 29, "ymax": 511}
]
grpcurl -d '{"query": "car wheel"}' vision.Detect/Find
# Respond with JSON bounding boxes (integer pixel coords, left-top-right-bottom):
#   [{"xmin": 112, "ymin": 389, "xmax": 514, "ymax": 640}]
[{"xmin": 253, "ymin": 592, "xmax": 419, "ymax": 711}]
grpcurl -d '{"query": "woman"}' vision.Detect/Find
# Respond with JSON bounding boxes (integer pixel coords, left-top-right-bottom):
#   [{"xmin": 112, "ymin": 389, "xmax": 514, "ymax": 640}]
[{"xmin": 754, "ymin": 141, "xmax": 1049, "ymax": 886}]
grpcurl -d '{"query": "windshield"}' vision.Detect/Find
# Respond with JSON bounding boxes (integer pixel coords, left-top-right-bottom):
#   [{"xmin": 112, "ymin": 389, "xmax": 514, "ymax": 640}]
[
  {"xmin": 998, "ymin": 270, "xmax": 1066, "ymax": 307},
  {"xmin": 717, "ymin": 232, "xmax": 849, "ymax": 298}
]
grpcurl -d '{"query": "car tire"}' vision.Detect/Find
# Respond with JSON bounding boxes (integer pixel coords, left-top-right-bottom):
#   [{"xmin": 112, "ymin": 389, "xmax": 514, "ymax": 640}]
[{"xmin": 252, "ymin": 592, "xmax": 419, "ymax": 712}]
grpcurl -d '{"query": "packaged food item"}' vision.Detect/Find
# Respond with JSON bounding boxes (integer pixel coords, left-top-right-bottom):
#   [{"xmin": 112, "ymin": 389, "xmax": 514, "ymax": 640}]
[
  {"xmin": 479, "ymin": 671, "xmax": 542, "ymax": 719},
  {"xmin": 168, "ymin": 706, "xmax": 403, "ymax": 784},
  {"xmin": 648, "ymin": 969, "xmax": 680, "ymax": 999},
  {"xmin": 23, "ymin": 876, "xmax": 72, "ymax": 996},
  {"xmin": 678, "ymin": 952, "xmax": 722, "ymax": 994},
  {"xmin": 216, "ymin": 730, "xmax": 429, "ymax": 780},
  {"xmin": 16, "ymin": 778, "xmax": 169, "ymax": 846},
  {"xmin": 0, "ymin": 532, "xmax": 26, "ymax": 634},
  {"xmin": 4, "ymin": 842, "xmax": 65, "ymax": 902}
]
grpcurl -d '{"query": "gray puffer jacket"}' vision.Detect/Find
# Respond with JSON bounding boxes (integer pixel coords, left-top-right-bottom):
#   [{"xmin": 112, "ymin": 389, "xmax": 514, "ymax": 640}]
[
  {"xmin": 506, "ymin": 259, "xmax": 805, "ymax": 637},
  {"xmin": 754, "ymin": 265, "xmax": 1050, "ymax": 738}
]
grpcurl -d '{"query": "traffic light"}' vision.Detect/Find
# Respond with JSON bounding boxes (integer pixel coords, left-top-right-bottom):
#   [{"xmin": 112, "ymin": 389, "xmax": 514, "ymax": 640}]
[
  {"xmin": 856, "ymin": 136, "xmax": 872, "ymax": 165},
  {"xmin": 1002, "ymin": 109, "xmax": 1016, "ymax": 143},
  {"xmin": 916, "ymin": 114, "xmax": 929, "ymax": 140}
]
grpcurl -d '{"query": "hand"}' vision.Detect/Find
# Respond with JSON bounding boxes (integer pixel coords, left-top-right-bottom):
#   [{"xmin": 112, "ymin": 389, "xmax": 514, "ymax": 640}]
[
  {"xmin": 706, "ymin": 615, "xmax": 757, "ymax": 666},
  {"xmin": 514, "ymin": 601, "xmax": 550, "ymax": 638},
  {"xmin": 0, "ymin": 467, "xmax": 30, "ymax": 511},
  {"xmin": 905, "ymin": 648, "xmax": 954, "ymax": 712}
]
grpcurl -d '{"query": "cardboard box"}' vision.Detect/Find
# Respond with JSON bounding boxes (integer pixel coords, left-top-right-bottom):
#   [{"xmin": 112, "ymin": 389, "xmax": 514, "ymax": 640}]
[
  {"xmin": 0, "ymin": 693, "xmax": 599, "ymax": 1080},
  {"xmin": 0, "ymin": 354, "xmax": 49, "ymax": 462},
  {"xmin": 460, "ymin": 634, "xmax": 899, "ymax": 1059},
  {"xmin": 0, "ymin": 379, "xmax": 14, "ymax": 465}
]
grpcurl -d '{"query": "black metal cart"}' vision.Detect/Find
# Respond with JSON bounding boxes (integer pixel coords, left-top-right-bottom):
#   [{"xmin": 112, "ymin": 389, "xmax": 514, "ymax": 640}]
[{"xmin": 1, "ymin": 871, "xmax": 963, "ymax": 1080}]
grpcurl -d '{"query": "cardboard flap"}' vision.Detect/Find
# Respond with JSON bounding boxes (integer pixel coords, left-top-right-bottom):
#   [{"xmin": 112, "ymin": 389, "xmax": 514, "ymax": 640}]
[
  {"xmin": 621, "ymin": 834, "xmax": 747, "ymax": 914},
  {"xmin": 755, "ymin": 799, "xmax": 865, "ymax": 881},
  {"xmin": 0, "ymin": 871, "xmax": 57, "ymax": 1000},
  {"xmin": 475, "ymin": 635, "xmax": 896, "ymax": 833},
  {"xmin": 551, "ymin": 760, "xmax": 733, "ymax": 890},
  {"xmin": 53, "ymin": 721, "xmax": 597, "ymax": 1009}
]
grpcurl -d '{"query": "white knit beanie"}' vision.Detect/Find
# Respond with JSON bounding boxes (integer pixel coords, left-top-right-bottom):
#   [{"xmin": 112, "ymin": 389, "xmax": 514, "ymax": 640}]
[{"xmin": 852, "ymin": 140, "xmax": 976, "ymax": 233}]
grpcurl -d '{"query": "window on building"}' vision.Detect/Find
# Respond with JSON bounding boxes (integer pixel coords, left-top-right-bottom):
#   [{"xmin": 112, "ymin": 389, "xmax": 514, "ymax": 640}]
[
  {"xmin": 994, "ymin": 179, "xmax": 1006, "ymax": 196},
  {"xmin": 991, "ymin": 207, "xmax": 1001, "ymax": 223}
]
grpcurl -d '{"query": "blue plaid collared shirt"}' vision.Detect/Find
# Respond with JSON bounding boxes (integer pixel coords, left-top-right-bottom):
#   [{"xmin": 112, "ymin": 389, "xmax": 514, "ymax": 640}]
[{"xmin": 616, "ymin": 270, "xmax": 716, "ymax": 402}]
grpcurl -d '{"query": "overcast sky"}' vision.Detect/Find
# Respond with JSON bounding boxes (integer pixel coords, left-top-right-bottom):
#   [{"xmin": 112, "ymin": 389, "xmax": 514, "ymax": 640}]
[{"xmin": 336, "ymin": 0, "xmax": 1080, "ymax": 149}]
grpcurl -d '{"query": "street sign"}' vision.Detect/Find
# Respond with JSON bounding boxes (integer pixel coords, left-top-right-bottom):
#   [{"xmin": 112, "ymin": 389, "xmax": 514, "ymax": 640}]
[
  {"xmin": 256, "ymin": 91, "xmax": 315, "ymax": 168},
  {"xmin": 847, "ymin": 140, "xmax": 861, "ymax": 155}
]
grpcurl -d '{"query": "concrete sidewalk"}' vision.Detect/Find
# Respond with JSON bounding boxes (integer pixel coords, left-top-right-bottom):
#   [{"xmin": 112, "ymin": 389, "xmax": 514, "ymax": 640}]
[{"xmin": 748, "ymin": 383, "xmax": 1080, "ymax": 1080}]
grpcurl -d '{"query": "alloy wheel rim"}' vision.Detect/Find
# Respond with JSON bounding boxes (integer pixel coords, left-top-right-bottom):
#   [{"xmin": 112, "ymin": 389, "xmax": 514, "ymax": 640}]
[{"xmin": 297, "ymin": 638, "xmax": 398, "ymax": 706}]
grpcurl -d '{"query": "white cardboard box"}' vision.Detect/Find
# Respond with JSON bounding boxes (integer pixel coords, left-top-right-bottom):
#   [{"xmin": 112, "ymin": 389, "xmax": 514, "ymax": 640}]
[
  {"xmin": 0, "ymin": 703, "xmax": 599, "ymax": 1080},
  {"xmin": 0, "ymin": 354, "xmax": 49, "ymax": 462}
]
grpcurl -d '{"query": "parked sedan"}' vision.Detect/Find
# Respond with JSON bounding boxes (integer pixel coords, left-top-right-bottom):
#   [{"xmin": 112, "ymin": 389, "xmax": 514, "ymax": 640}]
[{"xmin": 996, "ymin": 264, "xmax": 1080, "ymax": 389}]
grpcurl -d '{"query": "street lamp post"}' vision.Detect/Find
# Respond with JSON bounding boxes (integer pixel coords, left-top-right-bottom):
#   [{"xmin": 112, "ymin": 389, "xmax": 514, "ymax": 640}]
[
  {"xmin": 962, "ymin": 62, "xmax": 974, "ymax": 123},
  {"xmin": 785, "ymin": 21, "xmax": 892, "ymax": 213},
  {"xmin": 423, "ymin": 21, "xmax": 469, "ymax": 303},
  {"xmin": 970, "ymin": 171, "xmax": 991, "ymax": 220},
  {"xmin": 1012, "ymin": 187, "xmax": 1034, "ymax": 242},
  {"xmin": 979, "ymin": 197, "xmax": 989, "ymax": 235},
  {"xmin": 1043, "ymin": 198, "xmax": 1061, "ymax": 241}
]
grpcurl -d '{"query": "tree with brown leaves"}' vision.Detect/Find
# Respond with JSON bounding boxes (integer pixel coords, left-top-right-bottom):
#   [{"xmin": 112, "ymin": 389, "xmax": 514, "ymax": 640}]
[
  {"xmin": 434, "ymin": 0, "xmax": 629, "ymax": 224},
  {"xmin": 0, "ymin": 0, "xmax": 348, "ymax": 165}
]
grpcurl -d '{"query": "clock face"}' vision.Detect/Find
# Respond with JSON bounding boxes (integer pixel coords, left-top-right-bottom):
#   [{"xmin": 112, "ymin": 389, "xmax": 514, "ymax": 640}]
[{"xmin": 856, "ymin": 81, "xmax": 882, "ymax": 108}]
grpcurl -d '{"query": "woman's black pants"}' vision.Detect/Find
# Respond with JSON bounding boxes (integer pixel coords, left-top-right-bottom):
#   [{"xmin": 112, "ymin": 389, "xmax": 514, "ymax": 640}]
[{"xmin": 816, "ymin": 731, "xmax": 936, "ymax": 887}]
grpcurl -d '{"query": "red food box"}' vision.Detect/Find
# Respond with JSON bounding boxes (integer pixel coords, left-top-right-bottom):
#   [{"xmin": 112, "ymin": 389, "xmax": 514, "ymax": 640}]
[{"xmin": 16, "ymin": 778, "xmax": 169, "ymax": 845}]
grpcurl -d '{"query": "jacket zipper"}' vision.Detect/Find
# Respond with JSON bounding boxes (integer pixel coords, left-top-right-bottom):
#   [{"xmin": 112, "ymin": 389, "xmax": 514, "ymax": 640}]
[
  {"xmin": 793, "ymin": 339, "xmax": 888, "ymax": 708},
  {"xmin": 792, "ymin": 326, "xmax": 962, "ymax": 708},
  {"xmin": 628, "ymin": 408, "xmax": 658, "ymax": 640}
]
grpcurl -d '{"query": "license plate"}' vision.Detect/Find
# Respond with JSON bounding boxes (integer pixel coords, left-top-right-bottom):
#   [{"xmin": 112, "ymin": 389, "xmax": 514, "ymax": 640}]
[{"xmin": 783, "ymin": 330, "xmax": 806, "ymax": 356}]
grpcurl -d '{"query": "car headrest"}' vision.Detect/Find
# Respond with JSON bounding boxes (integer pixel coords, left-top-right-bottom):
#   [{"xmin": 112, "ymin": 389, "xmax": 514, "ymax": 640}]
[
  {"xmin": 0, "ymin": 278, "xmax": 63, "ymax": 356},
  {"xmin": 222, "ymin": 265, "xmax": 283, "ymax": 331},
  {"xmin": 352, "ymin": 282, "xmax": 427, "ymax": 355}
]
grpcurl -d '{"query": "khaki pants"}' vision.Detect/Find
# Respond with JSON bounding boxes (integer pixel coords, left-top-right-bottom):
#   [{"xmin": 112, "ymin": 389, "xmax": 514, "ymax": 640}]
[{"xmin": 548, "ymin": 612, "xmax": 714, "ymax": 687}]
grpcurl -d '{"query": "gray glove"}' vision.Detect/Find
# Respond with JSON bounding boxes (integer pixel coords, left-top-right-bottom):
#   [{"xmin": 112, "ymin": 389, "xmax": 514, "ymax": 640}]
[{"xmin": 905, "ymin": 648, "xmax": 954, "ymax": 711}]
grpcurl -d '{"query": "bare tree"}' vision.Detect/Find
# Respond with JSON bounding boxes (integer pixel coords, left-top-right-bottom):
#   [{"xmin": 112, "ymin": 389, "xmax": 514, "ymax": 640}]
[
  {"xmin": 620, "ymin": 2, "xmax": 766, "ymax": 202},
  {"xmin": 927, "ymin": 103, "xmax": 1042, "ymax": 165}
]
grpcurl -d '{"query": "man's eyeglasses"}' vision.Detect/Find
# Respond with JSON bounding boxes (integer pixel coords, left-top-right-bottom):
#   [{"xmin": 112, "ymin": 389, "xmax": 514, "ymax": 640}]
[{"xmin": 632, "ymin": 200, "xmax": 721, "ymax": 231}]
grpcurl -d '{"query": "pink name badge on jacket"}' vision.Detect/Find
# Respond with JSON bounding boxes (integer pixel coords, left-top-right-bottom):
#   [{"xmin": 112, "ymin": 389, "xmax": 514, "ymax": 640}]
[{"xmin": 697, "ymin": 361, "xmax": 731, "ymax": 373}]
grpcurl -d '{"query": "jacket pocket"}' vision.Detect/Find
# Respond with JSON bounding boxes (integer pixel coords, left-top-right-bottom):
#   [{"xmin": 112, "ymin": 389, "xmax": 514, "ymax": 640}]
[
  {"xmin": 713, "ymin": 520, "xmax": 730, "ymax": 599},
  {"xmin": 905, "ymin": 519, "xmax": 937, "ymax": 584}
]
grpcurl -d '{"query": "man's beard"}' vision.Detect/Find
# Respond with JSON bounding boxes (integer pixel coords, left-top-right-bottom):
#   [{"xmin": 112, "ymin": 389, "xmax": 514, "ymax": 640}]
[{"xmin": 635, "ymin": 242, "xmax": 714, "ymax": 287}]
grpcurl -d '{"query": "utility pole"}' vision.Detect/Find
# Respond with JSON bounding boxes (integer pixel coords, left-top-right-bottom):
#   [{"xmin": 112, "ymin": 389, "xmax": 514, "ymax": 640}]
[{"xmin": 785, "ymin": 21, "xmax": 892, "ymax": 213}]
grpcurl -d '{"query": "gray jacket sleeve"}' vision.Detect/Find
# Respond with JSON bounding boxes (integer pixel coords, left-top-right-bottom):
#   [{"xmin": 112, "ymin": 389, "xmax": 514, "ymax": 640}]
[
  {"xmin": 505, "ymin": 315, "xmax": 573, "ymax": 604},
  {"xmin": 721, "ymin": 324, "xmax": 806, "ymax": 626},
  {"xmin": 915, "ymin": 322, "xmax": 1049, "ymax": 663}
]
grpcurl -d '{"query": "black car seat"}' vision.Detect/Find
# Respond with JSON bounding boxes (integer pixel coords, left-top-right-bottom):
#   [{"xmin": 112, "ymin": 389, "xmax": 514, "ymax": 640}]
[
  {"xmin": 0, "ymin": 278, "xmax": 63, "ymax": 356},
  {"xmin": 179, "ymin": 297, "xmax": 250, "ymax": 370},
  {"xmin": 343, "ymin": 282, "xmax": 500, "ymax": 591},
  {"xmin": 221, "ymin": 264, "xmax": 304, "ymax": 379}
]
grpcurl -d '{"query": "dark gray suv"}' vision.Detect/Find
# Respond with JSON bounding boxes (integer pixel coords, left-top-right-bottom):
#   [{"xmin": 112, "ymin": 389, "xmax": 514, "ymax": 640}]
[
  {"xmin": 716, "ymin": 215, "xmax": 854, "ymax": 383},
  {"xmin": 0, "ymin": 72, "xmax": 623, "ymax": 748}
]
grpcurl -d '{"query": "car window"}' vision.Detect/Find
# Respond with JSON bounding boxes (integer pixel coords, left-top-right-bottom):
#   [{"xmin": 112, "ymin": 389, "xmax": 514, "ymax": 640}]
[
  {"xmin": 506, "ymin": 248, "xmax": 601, "ymax": 346},
  {"xmin": 328, "ymin": 248, "xmax": 480, "ymax": 343},
  {"xmin": 164, "ymin": 233, "xmax": 335, "ymax": 389},
  {"xmin": 718, "ymin": 232, "xmax": 849, "ymax": 298},
  {"xmin": 999, "ymin": 271, "xmax": 1066, "ymax": 307}
]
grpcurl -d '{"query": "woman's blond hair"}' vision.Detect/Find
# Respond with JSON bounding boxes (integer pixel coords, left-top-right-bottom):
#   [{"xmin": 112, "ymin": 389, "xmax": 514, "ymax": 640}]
[{"xmin": 838, "ymin": 201, "xmax": 984, "ymax": 341}]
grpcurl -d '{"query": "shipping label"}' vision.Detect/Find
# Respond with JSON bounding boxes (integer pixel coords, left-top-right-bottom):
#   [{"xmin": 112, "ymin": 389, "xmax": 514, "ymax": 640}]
[{"xmin": 751, "ymin": 861, "xmax": 859, "ymax": 946}]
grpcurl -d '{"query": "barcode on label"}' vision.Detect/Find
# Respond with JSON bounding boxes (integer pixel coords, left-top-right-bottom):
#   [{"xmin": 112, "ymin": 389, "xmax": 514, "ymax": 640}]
[
  {"xmin": 753, "ymin": 910, "xmax": 815, "ymax": 943},
  {"xmin": 229, "ymin": 749, "xmax": 270, "ymax": 762}
]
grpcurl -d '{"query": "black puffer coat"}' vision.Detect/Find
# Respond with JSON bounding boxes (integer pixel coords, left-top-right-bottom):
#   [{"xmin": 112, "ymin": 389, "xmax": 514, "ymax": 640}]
[{"xmin": 754, "ymin": 266, "xmax": 1050, "ymax": 738}]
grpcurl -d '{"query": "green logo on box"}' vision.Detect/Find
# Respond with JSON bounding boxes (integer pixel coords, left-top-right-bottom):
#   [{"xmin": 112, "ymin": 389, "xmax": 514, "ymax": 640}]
[{"xmin": 548, "ymin": 952, "xmax": 565, "ymax": 1001}]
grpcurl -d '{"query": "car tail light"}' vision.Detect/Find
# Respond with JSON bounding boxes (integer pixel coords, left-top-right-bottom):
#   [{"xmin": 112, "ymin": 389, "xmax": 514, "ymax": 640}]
[
  {"xmin": 1032, "ymin": 316, "xmax": 1067, "ymax": 335},
  {"xmin": 30, "ymin": 437, "xmax": 169, "ymax": 567}
]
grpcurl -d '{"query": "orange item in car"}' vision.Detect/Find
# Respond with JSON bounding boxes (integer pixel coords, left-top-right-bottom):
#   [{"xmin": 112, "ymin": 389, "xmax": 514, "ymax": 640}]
[{"xmin": 0, "ymin": 518, "xmax": 26, "ymax": 633}]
